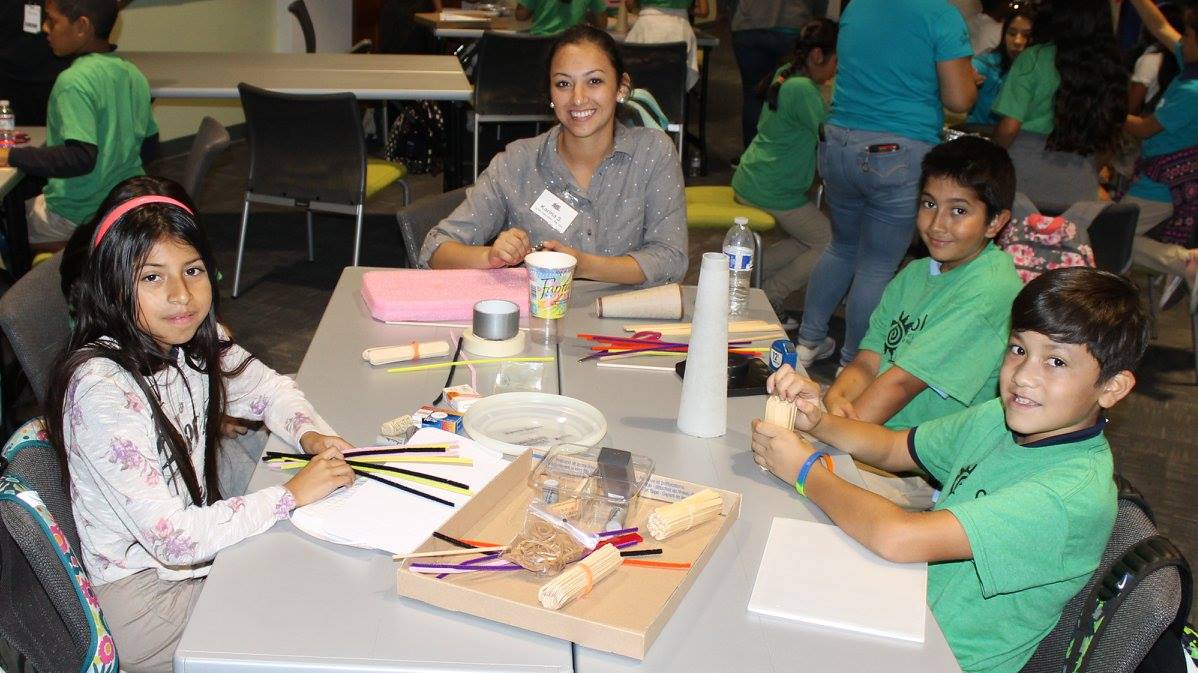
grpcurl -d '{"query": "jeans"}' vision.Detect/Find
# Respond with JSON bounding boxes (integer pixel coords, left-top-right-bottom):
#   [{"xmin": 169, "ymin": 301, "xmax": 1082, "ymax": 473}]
[
  {"xmin": 732, "ymin": 29, "xmax": 798, "ymax": 149},
  {"xmin": 799, "ymin": 124, "xmax": 933, "ymax": 365}
]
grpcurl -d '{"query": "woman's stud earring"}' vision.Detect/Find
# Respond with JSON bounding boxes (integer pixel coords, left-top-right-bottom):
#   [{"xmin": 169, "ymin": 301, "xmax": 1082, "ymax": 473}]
[{"xmin": 549, "ymin": 101, "xmax": 555, "ymax": 108}]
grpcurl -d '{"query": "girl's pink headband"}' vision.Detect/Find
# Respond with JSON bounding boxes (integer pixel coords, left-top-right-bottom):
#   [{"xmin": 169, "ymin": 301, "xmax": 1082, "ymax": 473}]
[{"xmin": 93, "ymin": 195, "xmax": 194, "ymax": 248}]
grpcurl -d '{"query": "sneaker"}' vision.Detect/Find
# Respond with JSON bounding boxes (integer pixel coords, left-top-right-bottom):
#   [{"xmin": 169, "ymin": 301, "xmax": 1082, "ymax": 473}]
[
  {"xmin": 779, "ymin": 314, "xmax": 800, "ymax": 331},
  {"xmin": 1159, "ymin": 274, "xmax": 1184, "ymax": 311},
  {"xmin": 796, "ymin": 337, "xmax": 836, "ymax": 368}
]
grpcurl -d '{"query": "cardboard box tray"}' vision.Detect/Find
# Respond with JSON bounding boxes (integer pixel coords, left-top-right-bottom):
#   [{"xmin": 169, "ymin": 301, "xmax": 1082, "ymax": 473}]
[{"xmin": 396, "ymin": 451, "xmax": 741, "ymax": 660}]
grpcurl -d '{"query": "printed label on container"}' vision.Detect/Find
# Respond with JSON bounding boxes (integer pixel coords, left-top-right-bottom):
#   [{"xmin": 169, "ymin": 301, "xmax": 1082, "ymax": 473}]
[{"xmin": 724, "ymin": 245, "xmax": 754, "ymax": 271}]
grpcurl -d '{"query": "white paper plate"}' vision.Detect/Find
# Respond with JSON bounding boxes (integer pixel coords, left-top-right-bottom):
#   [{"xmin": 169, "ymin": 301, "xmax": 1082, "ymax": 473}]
[{"xmin": 463, "ymin": 392, "xmax": 607, "ymax": 456}]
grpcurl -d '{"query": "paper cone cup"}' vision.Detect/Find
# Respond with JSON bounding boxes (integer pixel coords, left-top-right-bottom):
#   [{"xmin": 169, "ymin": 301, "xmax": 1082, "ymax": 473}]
[
  {"xmin": 595, "ymin": 283, "xmax": 684, "ymax": 319},
  {"xmin": 676, "ymin": 253, "xmax": 729, "ymax": 438}
]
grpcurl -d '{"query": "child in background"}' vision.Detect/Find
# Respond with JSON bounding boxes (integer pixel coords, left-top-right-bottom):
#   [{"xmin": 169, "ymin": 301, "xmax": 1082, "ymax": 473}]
[
  {"xmin": 1121, "ymin": 0, "xmax": 1198, "ymax": 312},
  {"xmin": 0, "ymin": 0, "xmax": 157, "ymax": 252},
  {"xmin": 516, "ymin": 0, "xmax": 607, "ymax": 36},
  {"xmin": 991, "ymin": 0, "xmax": 1128, "ymax": 207},
  {"xmin": 1127, "ymin": 2, "xmax": 1184, "ymax": 115},
  {"xmin": 731, "ymin": 18, "xmax": 837, "ymax": 318},
  {"xmin": 822, "ymin": 136, "xmax": 1023, "ymax": 431},
  {"xmin": 46, "ymin": 176, "xmax": 355, "ymax": 672},
  {"xmin": 754, "ymin": 266, "xmax": 1148, "ymax": 673},
  {"xmin": 624, "ymin": 0, "xmax": 707, "ymax": 90},
  {"xmin": 967, "ymin": 8, "xmax": 1035, "ymax": 127}
]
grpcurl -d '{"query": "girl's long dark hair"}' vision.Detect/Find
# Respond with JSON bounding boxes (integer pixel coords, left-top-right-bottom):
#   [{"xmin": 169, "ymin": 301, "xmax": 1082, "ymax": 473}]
[
  {"xmin": 757, "ymin": 18, "xmax": 838, "ymax": 111},
  {"xmin": 1036, "ymin": 0, "xmax": 1128, "ymax": 156},
  {"xmin": 997, "ymin": 8, "xmax": 1037, "ymax": 75},
  {"xmin": 47, "ymin": 176, "xmax": 250, "ymax": 507}
]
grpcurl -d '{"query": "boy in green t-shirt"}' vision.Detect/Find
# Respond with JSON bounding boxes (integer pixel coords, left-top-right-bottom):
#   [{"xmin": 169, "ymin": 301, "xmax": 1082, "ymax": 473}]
[
  {"xmin": 516, "ymin": 0, "xmax": 607, "ymax": 36},
  {"xmin": 822, "ymin": 136, "xmax": 1023, "ymax": 430},
  {"xmin": 753, "ymin": 267, "xmax": 1148, "ymax": 673},
  {"xmin": 0, "ymin": 0, "xmax": 157, "ymax": 252}
]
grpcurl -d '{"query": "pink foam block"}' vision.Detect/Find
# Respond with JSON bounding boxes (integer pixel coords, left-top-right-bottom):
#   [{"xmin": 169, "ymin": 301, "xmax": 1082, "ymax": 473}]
[{"xmin": 361, "ymin": 268, "xmax": 531, "ymax": 322}]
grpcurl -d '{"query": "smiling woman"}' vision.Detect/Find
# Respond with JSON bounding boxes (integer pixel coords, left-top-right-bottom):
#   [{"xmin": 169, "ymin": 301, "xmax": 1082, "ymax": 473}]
[{"xmin": 420, "ymin": 25, "xmax": 688, "ymax": 287}]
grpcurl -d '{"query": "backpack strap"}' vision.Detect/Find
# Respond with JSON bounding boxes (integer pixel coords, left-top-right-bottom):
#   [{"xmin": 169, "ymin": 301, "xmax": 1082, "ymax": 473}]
[
  {"xmin": 1063, "ymin": 535, "xmax": 1192, "ymax": 672},
  {"xmin": 1115, "ymin": 473, "xmax": 1156, "ymax": 525}
]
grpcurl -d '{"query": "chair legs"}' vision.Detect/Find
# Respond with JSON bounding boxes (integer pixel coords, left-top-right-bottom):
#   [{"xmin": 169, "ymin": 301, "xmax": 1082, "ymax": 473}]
[
  {"xmin": 752, "ymin": 231, "xmax": 764, "ymax": 289},
  {"xmin": 352, "ymin": 204, "xmax": 364, "ymax": 267},
  {"xmin": 473, "ymin": 119, "xmax": 481, "ymax": 182},
  {"xmin": 306, "ymin": 211, "xmax": 315, "ymax": 262},
  {"xmin": 232, "ymin": 197, "xmax": 251, "ymax": 298},
  {"xmin": 1191, "ymin": 309, "xmax": 1198, "ymax": 385}
]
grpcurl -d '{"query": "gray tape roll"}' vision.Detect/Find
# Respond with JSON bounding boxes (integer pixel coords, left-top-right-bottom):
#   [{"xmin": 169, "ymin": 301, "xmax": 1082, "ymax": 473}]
[{"xmin": 473, "ymin": 299, "xmax": 519, "ymax": 341}]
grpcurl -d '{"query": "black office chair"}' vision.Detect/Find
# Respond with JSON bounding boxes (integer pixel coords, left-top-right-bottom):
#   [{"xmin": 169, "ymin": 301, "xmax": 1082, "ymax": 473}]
[
  {"xmin": 0, "ymin": 252, "xmax": 70, "ymax": 410},
  {"xmin": 179, "ymin": 116, "xmax": 232, "ymax": 202},
  {"xmin": 618, "ymin": 41, "xmax": 688, "ymax": 148},
  {"xmin": 396, "ymin": 188, "xmax": 468, "ymax": 268},
  {"xmin": 234, "ymin": 83, "xmax": 407, "ymax": 297},
  {"xmin": 1020, "ymin": 475, "xmax": 1190, "ymax": 673},
  {"xmin": 288, "ymin": 0, "xmax": 372, "ymax": 54},
  {"xmin": 0, "ymin": 419, "xmax": 117, "ymax": 673},
  {"xmin": 1087, "ymin": 202, "xmax": 1140, "ymax": 275},
  {"xmin": 471, "ymin": 32, "xmax": 556, "ymax": 180}
]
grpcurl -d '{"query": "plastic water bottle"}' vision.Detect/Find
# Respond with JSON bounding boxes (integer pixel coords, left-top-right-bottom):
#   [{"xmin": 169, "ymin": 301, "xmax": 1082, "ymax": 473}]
[
  {"xmin": 723, "ymin": 216, "xmax": 754, "ymax": 317},
  {"xmin": 0, "ymin": 100, "xmax": 14, "ymax": 148}
]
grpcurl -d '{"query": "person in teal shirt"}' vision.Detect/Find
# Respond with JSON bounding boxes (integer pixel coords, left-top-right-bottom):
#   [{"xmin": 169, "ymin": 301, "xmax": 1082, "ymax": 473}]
[
  {"xmin": 731, "ymin": 18, "xmax": 836, "ymax": 313},
  {"xmin": 823, "ymin": 137, "xmax": 1022, "ymax": 431},
  {"xmin": 517, "ymin": 0, "xmax": 606, "ymax": 36},
  {"xmin": 966, "ymin": 8, "xmax": 1035, "ymax": 126},
  {"xmin": 1121, "ymin": 0, "xmax": 1198, "ymax": 312},
  {"xmin": 754, "ymin": 266, "xmax": 1147, "ymax": 672},
  {"xmin": 0, "ymin": 0, "xmax": 157, "ymax": 251}
]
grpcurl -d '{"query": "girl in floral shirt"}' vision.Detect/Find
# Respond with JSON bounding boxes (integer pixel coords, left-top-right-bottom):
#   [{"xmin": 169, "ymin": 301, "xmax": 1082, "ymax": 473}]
[{"xmin": 45, "ymin": 176, "xmax": 356, "ymax": 673}]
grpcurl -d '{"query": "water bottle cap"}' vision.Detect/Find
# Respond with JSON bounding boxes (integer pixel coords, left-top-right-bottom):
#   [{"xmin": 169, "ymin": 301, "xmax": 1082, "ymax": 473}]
[{"xmin": 733, "ymin": 217, "xmax": 748, "ymax": 226}]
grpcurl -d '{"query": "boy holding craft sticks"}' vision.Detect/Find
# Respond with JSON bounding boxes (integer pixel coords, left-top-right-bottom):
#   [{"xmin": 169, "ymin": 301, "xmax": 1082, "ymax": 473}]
[{"xmin": 751, "ymin": 267, "xmax": 1148, "ymax": 673}]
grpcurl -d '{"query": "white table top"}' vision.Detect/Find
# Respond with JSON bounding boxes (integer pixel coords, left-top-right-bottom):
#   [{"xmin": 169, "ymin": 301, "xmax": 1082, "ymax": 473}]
[
  {"xmin": 414, "ymin": 13, "xmax": 719, "ymax": 47},
  {"xmin": 122, "ymin": 51, "xmax": 472, "ymax": 102},
  {"xmin": 0, "ymin": 126, "xmax": 46, "ymax": 201},
  {"xmin": 175, "ymin": 268, "xmax": 960, "ymax": 673}
]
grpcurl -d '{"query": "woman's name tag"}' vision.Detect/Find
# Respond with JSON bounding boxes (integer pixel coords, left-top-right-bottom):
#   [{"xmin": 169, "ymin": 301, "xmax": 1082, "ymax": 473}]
[{"xmin": 530, "ymin": 189, "xmax": 578, "ymax": 234}]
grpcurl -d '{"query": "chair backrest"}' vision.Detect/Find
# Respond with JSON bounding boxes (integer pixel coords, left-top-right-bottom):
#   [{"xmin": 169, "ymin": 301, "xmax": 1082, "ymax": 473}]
[
  {"xmin": 238, "ymin": 83, "xmax": 367, "ymax": 207},
  {"xmin": 396, "ymin": 187, "xmax": 468, "ymax": 268},
  {"xmin": 473, "ymin": 32, "xmax": 556, "ymax": 118},
  {"xmin": 1088, "ymin": 202, "xmax": 1140, "ymax": 275},
  {"xmin": 618, "ymin": 41, "xmax": 687, "ymax": 128},
  {"xmin": 288, "ymin": 0, "xmax": 317, "ymax": 53},
  {"xmin": 0, "ymin": 252, "xmax": 71, "ymax": 406},
  {"xmin": 0, "ymin": 418, "xmax": 115, "ymax": 673},
  {"xmin": 1020, "ymin": 475, "xmax": 1187, "ymax": 673},
  {"xmin": 180, "ymin": 115, "xmax": 232, "ymax": 201}
]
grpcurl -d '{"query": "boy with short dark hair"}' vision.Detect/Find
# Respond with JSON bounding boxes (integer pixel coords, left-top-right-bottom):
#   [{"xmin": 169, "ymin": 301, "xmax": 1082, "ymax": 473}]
[
  {"xmin": 822, "ymin": 136, "xmax": 1023, "ymax": 431},
  {"xmin": 753, "ymin": 267, "xmax": 1149, "ymax": 673},
  {"xmin": 0, "ymin": 0, "xmax": 157, "ymax": 251}
]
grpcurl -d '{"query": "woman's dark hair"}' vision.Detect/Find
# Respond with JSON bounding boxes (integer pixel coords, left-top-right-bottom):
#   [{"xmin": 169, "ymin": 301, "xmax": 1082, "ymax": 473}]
[
  {"xmin": 1011, "ymin": 267, "xmax": 1148, "ymax": 382},
  {"xmin": 997, "ymin": 8, "xmax": 1037, "ymax": 75},
  {"xmin": 47, "ymin": 175, "xmax": 250, "ymax": 507},
  {"xmin": 1128, "ymin": 2, "xmax": 1184, "ymax": 109},
  {"xmin": 547, "ymin": 23, "xmax": 628, "ymax": 88},
  {"xmin": 1034, "ymin": 0, "xmax": 1128, "ymax": 156},
  {"xmin": 756, "ymin": 18, "xmax": 838, "ymax": 112}
]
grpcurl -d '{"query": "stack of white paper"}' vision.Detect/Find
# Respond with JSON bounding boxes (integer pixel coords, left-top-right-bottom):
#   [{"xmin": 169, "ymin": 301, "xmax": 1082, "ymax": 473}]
[
  {"xmin": 748, "ymin": 517, "xmax": 928, "ymax": 642},
  {"xmin": 290, "ymin": 428, "xmax": 508, "ymax": 555}
]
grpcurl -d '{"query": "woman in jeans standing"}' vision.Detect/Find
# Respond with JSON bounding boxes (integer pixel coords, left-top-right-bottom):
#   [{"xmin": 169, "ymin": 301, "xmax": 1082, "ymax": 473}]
[{"xmin": 796, "ymin": 0, "xmax": 977, "ymax": 369}]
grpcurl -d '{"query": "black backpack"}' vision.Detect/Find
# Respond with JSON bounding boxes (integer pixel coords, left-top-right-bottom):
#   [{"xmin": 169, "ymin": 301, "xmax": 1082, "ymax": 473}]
[{"xmin": 383, "ymin": 101, "xmax": 445, "ymax": 175}]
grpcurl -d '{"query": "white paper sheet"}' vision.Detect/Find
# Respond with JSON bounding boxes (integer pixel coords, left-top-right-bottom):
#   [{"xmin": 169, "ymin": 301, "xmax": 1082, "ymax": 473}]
[
  {"xmin": 290, "ymin": 428, "xmax": 509, "ymax": 554},
  {"xmin": 748, "ymin": 517, "xmax": 928, "ymax": 643}
]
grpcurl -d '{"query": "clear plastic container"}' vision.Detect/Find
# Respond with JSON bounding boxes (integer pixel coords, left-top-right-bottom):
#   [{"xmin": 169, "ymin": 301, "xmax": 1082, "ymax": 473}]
[{"xmin": 528, "ymin": 445, "xmax": 655, "ymax": 534}]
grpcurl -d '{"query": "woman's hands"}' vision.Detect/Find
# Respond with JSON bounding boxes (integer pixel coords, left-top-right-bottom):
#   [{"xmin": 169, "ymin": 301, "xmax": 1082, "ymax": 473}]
[
  {"xmin": 283, "ymin": 447, "xmax": 356, "ymax": 507},
  {"xmin": 488, "ymin": 228, "xmax": 533, "ymax": 268}
]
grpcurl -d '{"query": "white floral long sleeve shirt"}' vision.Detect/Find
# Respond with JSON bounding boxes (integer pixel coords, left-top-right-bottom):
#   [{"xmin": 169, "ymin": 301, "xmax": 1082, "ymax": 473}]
[{"xmin": 63, "ymin": 341, "xmax": 335, "ymax": 585}]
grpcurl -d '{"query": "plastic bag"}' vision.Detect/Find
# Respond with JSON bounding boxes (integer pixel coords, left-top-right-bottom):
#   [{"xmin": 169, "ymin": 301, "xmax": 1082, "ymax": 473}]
[{"xmin": 502, "ymin": 502, "xmax": 598, "ymax": 575}]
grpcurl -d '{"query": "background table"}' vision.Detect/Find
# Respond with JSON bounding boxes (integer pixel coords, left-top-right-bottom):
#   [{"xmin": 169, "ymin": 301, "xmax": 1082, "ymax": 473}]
[
  {"xmin": 122, "ymin": 51, "xmax": 472, "ymax": 101},
  {"xmin": 0, "ymin": 127, "xmax": 46, "ymax": 201},
  {"xmin": 175, "ymin": 268, "xmax": 960, "ymax": 672},
  {"xmin": 1, "ymin": 126, "xmax": 48, "ymax": 275}
]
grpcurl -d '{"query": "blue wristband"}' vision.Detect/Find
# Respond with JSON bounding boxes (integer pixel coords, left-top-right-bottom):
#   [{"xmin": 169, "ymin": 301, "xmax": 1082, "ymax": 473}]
[{"xmin": 795, "ymin": 451, "xmax": 829, "ymax": 497}]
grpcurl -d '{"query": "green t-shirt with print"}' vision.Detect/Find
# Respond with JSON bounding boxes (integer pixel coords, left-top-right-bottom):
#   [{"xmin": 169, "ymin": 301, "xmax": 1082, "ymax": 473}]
[
  {"xmin": 521, "ymin": 0, "xmax": 606, "ymax": 36},
  {"xmin": 992, "ymin": 43, "xmax": 1059, "ymax": 135},
  {"xmin": 731, "ymin": 69, "xmax": 826, "ymax": 211},
  {"xmin": 640, "ymin": 0, "xmax": 693, "ymax": 8},
  {"xmin": 43, "ymin": 52, "xmax": 157, "ymax": 226},
  {"xmin": 911, "ymin": 398, "xmax": 1116, "ymax": 672},
  {"xmin": 858, "ymin": 243, "xmax": 1022, "ymax": 430}
]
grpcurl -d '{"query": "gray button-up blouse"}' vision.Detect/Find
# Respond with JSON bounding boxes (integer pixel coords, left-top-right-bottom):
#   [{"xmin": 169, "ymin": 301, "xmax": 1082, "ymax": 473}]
[{"xmin": 418, "ymin": 124, "xmax": 688, "ymax": 286}]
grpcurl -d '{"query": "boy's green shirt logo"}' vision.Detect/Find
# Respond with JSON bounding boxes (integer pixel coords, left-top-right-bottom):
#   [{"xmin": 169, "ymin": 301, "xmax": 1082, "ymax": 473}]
[{"xmin": 883, "ymin": 311, "xmax": 928, "ymax": 360}]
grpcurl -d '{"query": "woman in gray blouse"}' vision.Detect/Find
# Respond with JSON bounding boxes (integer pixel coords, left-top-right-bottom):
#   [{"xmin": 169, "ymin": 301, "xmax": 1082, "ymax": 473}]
[{"xmin": 418, "ymin": 25, "xmax": 689, "ymax": 286}]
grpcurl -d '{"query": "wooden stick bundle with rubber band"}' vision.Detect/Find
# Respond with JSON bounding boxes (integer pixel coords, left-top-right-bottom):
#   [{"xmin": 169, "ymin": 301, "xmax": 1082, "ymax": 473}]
[
  {"xmin": 537, "ymin": 544, "xmax": 622, "ymax": 610},
  {"xmin": 764, "ymin": 395, "xmax": 798, "ymax": 429},
  {"xmin": 362, "ymin": 340, "xmax": 451, "ymax": 366},
  {"xmin": 647, "ymin": 489, "xmax": 723, "ymax": 541}
]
